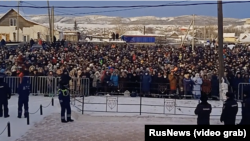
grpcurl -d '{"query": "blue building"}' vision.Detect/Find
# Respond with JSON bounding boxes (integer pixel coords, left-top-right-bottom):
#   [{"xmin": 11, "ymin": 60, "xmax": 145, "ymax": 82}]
[
  {"xmin": 121, "ymin": 31, "xmax": 163, "ymax": 43},
  {"xmin": 121, "ymin": 35, "xmax": 155, "ymax": 43}
]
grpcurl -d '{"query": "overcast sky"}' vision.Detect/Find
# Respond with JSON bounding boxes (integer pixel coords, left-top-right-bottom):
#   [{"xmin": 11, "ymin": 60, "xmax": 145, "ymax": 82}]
[{"xmin": 0, "ymin": 1, "xmax": 249, "ymax": 19}]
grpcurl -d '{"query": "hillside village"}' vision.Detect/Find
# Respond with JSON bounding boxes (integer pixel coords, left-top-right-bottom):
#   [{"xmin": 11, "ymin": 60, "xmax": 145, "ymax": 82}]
[{"xmin": 0, "ymin": 8, "xmax": 250, "ymax": 44}]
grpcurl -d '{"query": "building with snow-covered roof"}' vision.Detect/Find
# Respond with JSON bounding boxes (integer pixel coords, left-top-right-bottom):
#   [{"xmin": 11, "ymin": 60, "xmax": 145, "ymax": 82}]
[
  {"xmin": 238, "ymin": 33, "xmax": 250, "ymax": 43},
  {"xmin": 245, "ymin": 19, "xmax": 250, "ymax": 25},
  {"xmin": 223, "ymin": 33, "xmax": 236, "ymax": 43},
  {"xmin": 0, "ymin": 9, "xmax": 60, "ymax": 42}
]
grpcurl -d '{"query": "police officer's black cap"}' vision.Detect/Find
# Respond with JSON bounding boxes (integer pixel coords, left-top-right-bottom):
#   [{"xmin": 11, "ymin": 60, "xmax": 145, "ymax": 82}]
[
  {"xmin": 226, "ymin": 92, "xmax": 234, "ymax": 98},
  {"xmin": 200, "ymin": 95, "xmax": 208, "ymax": 102}
]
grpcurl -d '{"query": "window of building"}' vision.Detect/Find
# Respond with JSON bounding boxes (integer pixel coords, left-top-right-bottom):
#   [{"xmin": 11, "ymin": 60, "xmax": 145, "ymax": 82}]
[
  {"xmin": 23, "ymin": 36, "xmax": 27, "ymax": 42},
  {"xmin": 27, "ymin": 35, "xmax": 30, "ymax": 42},
  {"xmin": 37, "ymin": 32, "xmax": 40, "ymax": 39},
  {"xmin": 9, "ymin": 18, "xmax": 17, "ymax": 26},
  {"xmin": 13, "ymin": 32, "xmax": 16, "ymax": 41}
]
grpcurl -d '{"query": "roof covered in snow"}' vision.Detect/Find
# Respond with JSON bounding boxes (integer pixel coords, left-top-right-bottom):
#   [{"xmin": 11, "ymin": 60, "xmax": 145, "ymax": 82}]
[
  {"xmin": 223, "ymin": 33, "xmax": 235, "ymax": 38},
  {"xmin": 238, "ymin": 33, "xmax": 250, "ymax": 43},
  {"xmin": 121, "ymin": 31, "xmax": 165, "ymax": 37}
]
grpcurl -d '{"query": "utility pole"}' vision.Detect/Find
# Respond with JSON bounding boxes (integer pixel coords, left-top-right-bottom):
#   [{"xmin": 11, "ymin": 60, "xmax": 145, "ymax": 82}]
[
  {"xmin": 204, "ymin": 22, "xmax": 206, "ymax": 40},
  {"xmin": 144, "ymin": 26, "xmax": 145, "ymax": 35},
  {"xmin": 192, "ymin": 14, "xmax": 195, "ymax": 51},
  {"xmin": 180, "ymin": 20, "xmax": 193, "ymax": 47},
  {"xmin": 218, "ymin": 0, "xmax": 225, "ymax": 100},
  {"xmin": 218, "ymin": 0, "xmax": 224, "ymax": 83},
  {"xmin": 51, "ymin": 6, "xmax": 54, "ymax": 42},
  {"xmin": 47, "ymin": 0, "xmax": 52, "ymax": 43},
  {"xmin": 17, "ymin": 1, "xmax": 20, "ymax": 42}
]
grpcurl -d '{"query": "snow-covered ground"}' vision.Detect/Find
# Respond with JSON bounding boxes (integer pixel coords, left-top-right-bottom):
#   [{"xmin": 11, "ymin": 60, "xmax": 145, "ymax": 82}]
[
  {"xmin": 0, "ymin": 96, "xmax": 58, "ymax": 141},
  {"xmin": 72, "ymin": 96, "xmax": 242, "ymax": 120}
]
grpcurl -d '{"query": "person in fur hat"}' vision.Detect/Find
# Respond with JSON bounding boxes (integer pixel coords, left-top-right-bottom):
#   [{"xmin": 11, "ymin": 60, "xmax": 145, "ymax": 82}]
[
  {"xmin": 194, "ymin": 95, "xmax": 212, "ymax": 125},
  {"xmin": 220, "ymin": 92, "xmax": 238, "ymax": 125}
]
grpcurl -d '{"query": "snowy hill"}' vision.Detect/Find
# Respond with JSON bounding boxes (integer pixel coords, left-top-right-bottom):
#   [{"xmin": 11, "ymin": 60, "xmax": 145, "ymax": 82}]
[
  {"xmin": 0, "ymin": 13, "xmax": 248, "ymax": 34},
  {"xmin": 23, "ymin": 15, "xmax": 244, "ymax": 26}
]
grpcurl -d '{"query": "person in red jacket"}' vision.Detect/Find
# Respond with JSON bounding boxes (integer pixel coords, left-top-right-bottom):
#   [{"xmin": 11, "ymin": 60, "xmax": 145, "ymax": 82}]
[{"xmin": 38, "ymin": 38, "xmax": 42, "ymax": 45}]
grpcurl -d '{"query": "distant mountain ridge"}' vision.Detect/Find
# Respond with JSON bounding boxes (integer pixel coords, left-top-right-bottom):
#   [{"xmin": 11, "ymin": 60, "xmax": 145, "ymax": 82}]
[{"xmin": 0, "ymin": 13, "xmax": 247, "ymax": 26}]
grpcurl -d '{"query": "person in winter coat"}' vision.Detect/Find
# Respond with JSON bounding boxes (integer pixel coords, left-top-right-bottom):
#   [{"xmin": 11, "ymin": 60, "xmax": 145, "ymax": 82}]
[
  {"xmin": 141, "ymin": 71, "xmax": 151, "ymax": 96},
  {"xmin": 104, "ymin": 71, "xmax": 111, "ymax": 93},
  {"xmin": 211, "ymin": 75, "xmax": 219, "ymax": 100},
  {"xmin": 30, "ymin": 38, "xmax": 35, "ymax": 47},
  {"xmin": 0, "ymin": 73, "xmax": 11, "ymax": 118},
  {"xmin": 91, "ymin": 71, "xmax": 101, "ymax": 95},
  {"xmin": 115, "ymin": 33, "xmax": 119, "ymax": 40},
  {"xmin": 233, "ymin": 73, "xmax": 243, "ymax": 100},
  {"xmin": 242, "ymin": 74, "xmax": 250, "ymax": 99},
  {"xmin": 168, "ymin": 71, "xmax": 177, "ymax": 94},
  {"xmin": 110, "ymin": 72, "xmax": 119, "ymax": 92},
  {"xmin": 192, "ymin": 73, "xmax": 203, "ymax": 99},
  {"xmin": 17, "ymin": 77, "xmax": 30, "ymax": 118},
  {"xmin": 202, "ymin": 75, "xmax": 211, "ymax": 97},
  {"xmin": 220, "ymin": 92, "xmax": 238, "ymax": 125},
  {"xmin": 58, "ymin": 76, "xmax": 74, "ymax": 123},
  {"xmin": 183, "ymin": 74, "xmax": 193, "ymax": 98},
  {"xmin": 239, "ymin": 93, "xmax": 250, "ymax": 125},
  {"xmin": 112, "ymin": 32, "xmax": 115, "ymax": 41},
  {"xmin": 178, "ymin": 72, "xmax": 184, "ymax": 96},
  {"xmin": 0, "ymin": 39, "xmax": 6, "ymax": 47},
  {"xmin": 119, "ymin": 72, "xmax": 128, "ymax": 93},
  {"xmin": 194, "ymin": 95, "xmax": 212, "ymax": 125}
]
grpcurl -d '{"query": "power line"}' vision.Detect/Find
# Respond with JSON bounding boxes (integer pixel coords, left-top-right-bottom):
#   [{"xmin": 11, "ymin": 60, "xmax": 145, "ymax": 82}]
[
  {"xmin": 0, "ymin": 1, "xmax": 249, "ymax": 9},
  {"xmin": 54, "ymin": 1, "xmax": 188, "ymax": 16},
  {"xmin": 22, "ymin": 1, "xmax": 75, "ymax": 16},
  {"xmin": 21, "ymin": 1, "xmax": 189, "ymax": 17}
]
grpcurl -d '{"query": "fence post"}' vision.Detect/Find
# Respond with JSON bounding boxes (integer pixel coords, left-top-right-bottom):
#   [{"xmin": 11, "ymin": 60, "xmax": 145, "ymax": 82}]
[
  {"xmin": 27, "ymin": 113, "xmax": 30, "ymax": 125},
  {"xmin": 52, "ymin": 97, "xmax": 54, "ymax": 106},
  {"xmin": 40, "ymin": 105, "xmax": 43, "ymax": 115},
  {"xmin": 82, "ymin": 95, "xmax": 84, "ymax": 115},
  {"xmin": 7, "ymin": 122, "xmax": 11, "ymax": 137},
  {"xmin": 139, "ymin": 96, "xmax": 142, "ymax": 115}
]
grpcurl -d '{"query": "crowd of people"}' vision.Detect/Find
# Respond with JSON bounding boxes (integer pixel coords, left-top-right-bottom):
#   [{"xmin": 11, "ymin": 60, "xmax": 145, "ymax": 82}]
[
  {"xmin": 0, "ymin": 38, "xmax": 250, "ymax": 125},
  {"xmin": 0, "ymin": 39, "xmax": 250, "ymax": 100}
]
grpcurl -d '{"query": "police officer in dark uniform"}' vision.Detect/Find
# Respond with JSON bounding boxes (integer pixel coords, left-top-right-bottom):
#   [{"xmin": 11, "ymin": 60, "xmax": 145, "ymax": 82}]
[
  {"xmin": 194, "ymin": 95, "xmax": 212, "ymax": 125},
  {"xmin": 220, "ymin": 92, "xmax": 238, "ymax": 125},
  {"xmin": 0, "ymin": 73, "xmax": 11, "ymax": 118},
  {"xmin": 239, "ymin": 93, "xmax": 250, "ymax": 125},
  {"xmin": 58, "ymin": 71, "xmax": 73, "ymax": 123},
  {"xmin": 17, "ymin": 76, "xmax": 31, "ymax": 118}
]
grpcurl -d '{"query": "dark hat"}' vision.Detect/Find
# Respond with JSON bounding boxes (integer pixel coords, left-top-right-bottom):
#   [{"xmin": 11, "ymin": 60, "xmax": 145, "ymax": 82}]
[
  {"xmin": 200, "ymin": 95, "xmax": 208, "ymax": 102},
  {"xmin": 226, "ymin": 92, "xmax": 234, "ymax": 98}
]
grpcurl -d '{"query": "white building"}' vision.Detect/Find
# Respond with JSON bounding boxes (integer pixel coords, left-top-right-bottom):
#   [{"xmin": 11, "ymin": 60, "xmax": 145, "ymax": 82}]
[
  {"xmin": 0, "ymin": 9, "xmax": 59, "ymax": 42},
  {"xmin": 238, "ymin": 33, "xmax": 250, "ymax": 43}
]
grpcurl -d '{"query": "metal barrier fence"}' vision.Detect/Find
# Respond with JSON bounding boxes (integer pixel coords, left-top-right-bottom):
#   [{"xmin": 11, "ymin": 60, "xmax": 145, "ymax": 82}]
[
  {"xmin": 4, "ymin": 76, "xmax": 90, "ymax": 97},
  {"xmin": 72, "ymin": 96, "xmax": 242, "ymax": 116},
  {"xmin": 88, "ymin": 81, "xmax": 215, "ymax": 99},
  {"xmin": 237, "ymin": 83, "xmax": 250, "ymax": 100}
]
